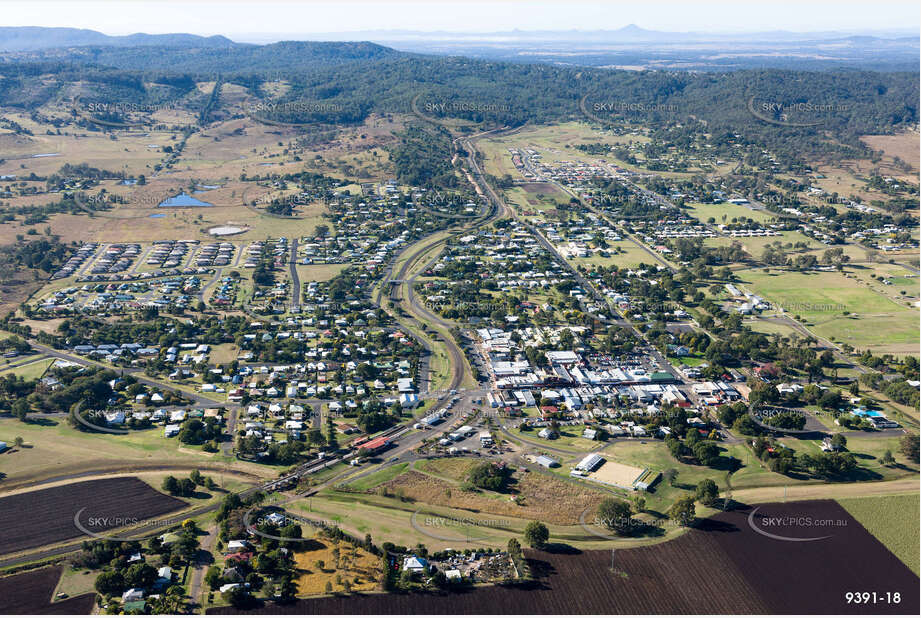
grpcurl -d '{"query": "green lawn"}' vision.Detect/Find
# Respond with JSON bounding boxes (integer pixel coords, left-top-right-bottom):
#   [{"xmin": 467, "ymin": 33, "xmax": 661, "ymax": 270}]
[
  {"xmin": 343, "ymin": 462, "xmax": 409, "ymax": 491},
  {"xmin": 839, "ymin": 493, "xmax": 920, "ymax": 575},
  {"xmin": 0, "ymin": 357, "xmax": 54, "ymax": 380}
]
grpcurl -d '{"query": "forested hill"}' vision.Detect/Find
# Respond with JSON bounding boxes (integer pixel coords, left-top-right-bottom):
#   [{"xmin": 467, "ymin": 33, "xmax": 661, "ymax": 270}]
[
  {"xmin": 0, "ymin": 43, "xmax": 917, "ymax": 166},
  {"xmin": 0, "ymin": 26, "xmax": 235, "ymax": 52},
  {"xmin": 0, "ymin": 40, "xmax": 404, "ymax": 71}
]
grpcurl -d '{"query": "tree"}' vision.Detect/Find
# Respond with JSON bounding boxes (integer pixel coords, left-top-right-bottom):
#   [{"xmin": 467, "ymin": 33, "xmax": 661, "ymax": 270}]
[
  {"xmin": 326, "ymin": 416, "xmax": 338, "ymax": 450},
  {"xmin": 899, "ymin": 434, "xmax": 919, "ymax": 464},
  {"xmin": 223, "ymin": 586, "xmax": 252, "ymax": 609},
  {"xmin": 95, "ymin": 570, "xmax": 125, "ymax": 595},
  {"xmin": 693, "ymin": 441, "xmax": 720, "ymax": 466},
  {"xmin": 523, "ymin": 521, "xmax": 549, "ymax": 549},
  {"xmin": 467, "ymin": 462, "xmax": 512, "ymax": 491},
  {"xmin": 597, "ymin": 498, "xmax": 633, "ymax": 535},
  {"xmin": 880, "ymin": 450, "xmax": 896, "ymax": 467},
  {"xmin": 124, "ymin": 563, "xmax": 157, "ymax": 588},
  {"xmin": 278, "ymin": 576, "xmax": 298, "ymax": 602},
  {"xmin": 204, "ymin": 566, "xmax": 223, "ymax": 591},
  {"xmin": 633, "ymin": 494, "xmax": 646, "ymax": 513},
  {"xmin": 668, "ymin": 496, "xmax": 697, "ymax": 527},
  {"xmin": 663, "ymin": 468, "xmax": 678, "ymax": 487},
  {"xmin": 830, "ymin": 433, "xmax": 847, "ymax": 451},
  {"xmin": 12, "ymin": 398, "xmax": 29, "ymax": 421},
  {"xmin": 431, "ymin": 570, "xmax": 448, "ymax": 589},
  {"xmin": 380, "ymin": 556, "xmax": 395, "ymax": 591},
  {"xmin": 695, "ymin": 479, "xmax": 719, "ymax": 506},
  {"xmin": 162, "ymin": 475, "xmax": 180, "ymax": 494}
]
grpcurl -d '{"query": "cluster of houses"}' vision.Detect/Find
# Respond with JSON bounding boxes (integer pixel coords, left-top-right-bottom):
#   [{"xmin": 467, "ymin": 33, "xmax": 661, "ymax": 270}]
[
  {"xmin": 118, "ymin": 560, "xmax": 177, "ymax": 613},
  {"xmin": 194, "ymin": 242, "xmax": 236, "ymax": 267},
  {"xmin": 146, "ymin": 240, "xmax": 195, "ymax": 269},
  {"xmin": 88, "ymin": 243, "xmax": 141, "ymax": 275},
  {"xmin": 51, "ymin": 242, "xmax": 99, "ymax": 279}
]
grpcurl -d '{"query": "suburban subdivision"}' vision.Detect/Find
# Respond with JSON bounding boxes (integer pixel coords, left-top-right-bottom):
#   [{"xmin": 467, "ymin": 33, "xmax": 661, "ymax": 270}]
[{"xmin": 0, "ymin": 3, "xmax": 919, "ymax": 616}]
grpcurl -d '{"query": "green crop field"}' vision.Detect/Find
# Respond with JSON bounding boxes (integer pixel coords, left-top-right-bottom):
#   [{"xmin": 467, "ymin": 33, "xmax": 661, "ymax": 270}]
[{"xmin": 839, "ymin": 493, "xmax": 920, "ymax": 575}]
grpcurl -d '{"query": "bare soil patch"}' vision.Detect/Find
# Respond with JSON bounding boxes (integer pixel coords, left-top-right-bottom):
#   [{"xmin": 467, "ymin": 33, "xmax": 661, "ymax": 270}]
[{"xmin": 0, "ymin": 477, "xmax": 186, "ymax": 555}]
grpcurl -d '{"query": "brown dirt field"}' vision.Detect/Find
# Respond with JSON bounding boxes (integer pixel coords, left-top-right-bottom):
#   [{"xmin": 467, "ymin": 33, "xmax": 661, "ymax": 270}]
[
  {"xmin": 0, "ymin": 566, "xmax": 95, "ymax": 614},
  {"xmin": 381, "ymin": 469, "xmax": 607, "ymax": 526},
  {"xmin": 0, "ymin": 477, "xmax": 186, "ymax": 556},
  {"xmin": 861, "ymin": 132, "xmax": 920, "ymax": 172},
  {"xmin": 208, "ymin": 500, "xmax": 919, "ymax": 615}
]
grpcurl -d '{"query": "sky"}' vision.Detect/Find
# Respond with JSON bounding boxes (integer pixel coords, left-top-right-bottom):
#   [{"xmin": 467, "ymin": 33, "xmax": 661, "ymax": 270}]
[{"xmin": 1, "ymin": 0, "xmax": 919, "ymax": 40}]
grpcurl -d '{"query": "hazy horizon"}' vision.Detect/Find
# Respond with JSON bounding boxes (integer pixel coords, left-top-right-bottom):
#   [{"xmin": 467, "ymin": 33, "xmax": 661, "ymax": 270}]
[{"xmin": 2, "ymin": 0, "xmax": 919, "ymax": 42}]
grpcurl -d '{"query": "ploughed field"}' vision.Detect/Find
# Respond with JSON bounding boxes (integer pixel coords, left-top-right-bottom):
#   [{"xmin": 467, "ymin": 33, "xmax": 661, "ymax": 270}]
[
  {"xmin": 0, "ymin": 566, "xmax": 95, "ymax": 614},
  {"xmin": 0, "ymin": 477, "xmax": 186, "ymax": 556},
  {"xmin": 209, "ymin": 500, "xmax": 919, "ymax": 615}
]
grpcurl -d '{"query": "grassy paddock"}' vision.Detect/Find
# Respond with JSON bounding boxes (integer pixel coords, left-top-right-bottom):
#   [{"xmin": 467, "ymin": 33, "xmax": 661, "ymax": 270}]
[
  {"xmin": 838, "ymin": 493, "xmax": 920, "ymax": 575},
  {"xmin": 736, "ymin": 268, "xmax": 919, "ymax": 352}
]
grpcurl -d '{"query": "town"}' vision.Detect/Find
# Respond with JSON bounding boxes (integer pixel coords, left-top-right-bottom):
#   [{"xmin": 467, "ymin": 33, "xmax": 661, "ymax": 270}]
[{"xmin": 0, "ymin": 7, "xmax": 918, "ymax": 617}]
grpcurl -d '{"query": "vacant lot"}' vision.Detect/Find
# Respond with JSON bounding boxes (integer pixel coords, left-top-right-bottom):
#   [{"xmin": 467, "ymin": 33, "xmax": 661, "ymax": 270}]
[
  {"xmin": 839, "ymin": 493, "xmax": 920, "ymax": 575},
  {"xmin": 0, "ymin": 477, "xmax": 186, "ymax": 555},
  {"xmin": 379, "ymin": 467, "xmax": 608, "ymax": 526},
  {"xmin": 0, "ymin": 566, "xmax": 96, "ymax": 614},
  {"xmin": 293, "ymin": 537, "xmax": 381, "ymax": 596},
  {"xmin": 295, "ymin": 263, "xmax": 348, "ymax": 283},
  {"xmin": 210, "ymin": 500, "xmax": 919, "ymax": 615}
]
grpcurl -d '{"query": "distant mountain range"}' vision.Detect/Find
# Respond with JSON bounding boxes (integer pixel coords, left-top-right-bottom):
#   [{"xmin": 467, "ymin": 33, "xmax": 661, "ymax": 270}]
[{"xmin": 0, "ymin": 26, "xmax": 235, "ymax": 52}]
